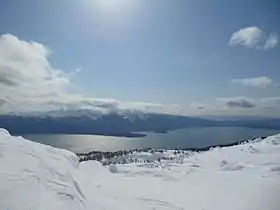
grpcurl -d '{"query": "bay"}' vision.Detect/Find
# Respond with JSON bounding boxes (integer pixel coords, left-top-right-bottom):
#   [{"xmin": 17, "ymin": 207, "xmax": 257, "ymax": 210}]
[{"xmin": 22, "ymin": 127, "xmax": 279, "ymax": 153}]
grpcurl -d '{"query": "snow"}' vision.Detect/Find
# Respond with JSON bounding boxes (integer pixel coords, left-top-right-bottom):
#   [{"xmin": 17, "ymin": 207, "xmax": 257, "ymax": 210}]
[{"xmin": 0, "ymin": 128, "xmax": 280, "ymax": 210}]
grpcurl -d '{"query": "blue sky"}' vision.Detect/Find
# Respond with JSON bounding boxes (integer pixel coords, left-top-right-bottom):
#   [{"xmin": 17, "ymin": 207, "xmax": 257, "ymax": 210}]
[{"xmin": 0, "ymin": 0, "xmax": 279, "ymax": 116}]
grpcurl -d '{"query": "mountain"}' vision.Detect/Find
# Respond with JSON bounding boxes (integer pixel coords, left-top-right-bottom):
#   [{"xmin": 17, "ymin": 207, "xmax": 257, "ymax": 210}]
[
  {"xmin": 201, "ymin": 115, "xmax": 280, "ymax": 121},
  {"xmin": 220, "ymin": 118, "xmax": 280, "ymax": 130},
  {"xmin": 200, "ymin": 115, "xmax": 280, "ymax": 130},
  {"xmin": 0, "ymin": 110, "xmax": 279, "ymax": 136},
  {"xmin": 0, "ymin": 110, "xmax": 219, "ymax": 136},
  {"xmin": 1, "ymin": 128, "xmax": 280, "ymax": 210}
]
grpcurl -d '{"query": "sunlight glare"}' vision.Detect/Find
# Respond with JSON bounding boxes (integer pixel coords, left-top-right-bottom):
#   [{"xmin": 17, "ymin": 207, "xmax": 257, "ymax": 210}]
[{"xmin": 95, "ymin": 0, "xmax": 135, "ymax": 14}]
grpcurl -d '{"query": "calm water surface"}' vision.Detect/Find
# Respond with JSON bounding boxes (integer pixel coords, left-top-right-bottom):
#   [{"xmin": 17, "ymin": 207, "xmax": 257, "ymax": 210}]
[{"xmin": 22, "ymin": 127, "xmax": 279, "ymax": 153}]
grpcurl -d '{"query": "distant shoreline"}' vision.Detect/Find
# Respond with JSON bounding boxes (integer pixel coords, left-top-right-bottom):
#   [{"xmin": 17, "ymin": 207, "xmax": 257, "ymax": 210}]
[
  {"xmin": 76, "ymin": 136, "xmax": 268, "ymax": 164},
  {"xmin": 18, "ymin": 132, "xmax": 147, "ymax": 138}
]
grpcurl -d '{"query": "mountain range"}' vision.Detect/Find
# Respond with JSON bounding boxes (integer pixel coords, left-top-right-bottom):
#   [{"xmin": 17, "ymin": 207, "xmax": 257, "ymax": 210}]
[{"xmin": 0, "ymin": 110, "xmax": 279, "ymax": 136}]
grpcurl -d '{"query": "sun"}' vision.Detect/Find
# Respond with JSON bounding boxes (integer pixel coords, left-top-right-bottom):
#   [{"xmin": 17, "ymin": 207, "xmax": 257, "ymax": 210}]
[
  {"xmin": 95, "ymin": 0, "xmax": 134, "ymax": 14},
  {"xmin": 91, "ymin": 0, "xmax": 139, "ymax": 29}
]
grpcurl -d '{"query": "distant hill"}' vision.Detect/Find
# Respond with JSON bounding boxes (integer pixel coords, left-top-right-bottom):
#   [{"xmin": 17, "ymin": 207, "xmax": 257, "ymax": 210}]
[
  {"xmin": 200, "ymin": 115, "xmax": 280, "ymax": 130},
  {"xmin": 0, "ymin": 110, "xmax": 218, "ymax": 136},
  {"xmin": 0, "ymin": 110, "xmax": 279, "ymax": 136},
  {"xmin": 200, "ymin": 115, "xmax": 280, "ymax": 121}
]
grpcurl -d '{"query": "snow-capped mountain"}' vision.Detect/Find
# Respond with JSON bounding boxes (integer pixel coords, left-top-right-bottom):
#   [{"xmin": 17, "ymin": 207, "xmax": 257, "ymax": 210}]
[
  {"xmin": 8, "ymin": 109, "xmax": 151, "ymax": 122},
  {"xmin": 0, "ymin": 128, "xmax": 280, "ymax": 210},
  {"xmin": 0, "ymin": 110, "xmax": 218, "ymax": 135},
  {"xmin": 1, "ymin": 110, "xmax": 280, "ymax": 136}
]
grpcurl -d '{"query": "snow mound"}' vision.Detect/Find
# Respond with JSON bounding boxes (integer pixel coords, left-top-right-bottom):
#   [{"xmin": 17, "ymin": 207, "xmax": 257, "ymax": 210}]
[
  {"xmin": 1, "ymin": 128, "xmax": 280, "ymax": 210},
  {"xmin": 0, "ymin": 129, "xmax": 89, "ymax": 210}
]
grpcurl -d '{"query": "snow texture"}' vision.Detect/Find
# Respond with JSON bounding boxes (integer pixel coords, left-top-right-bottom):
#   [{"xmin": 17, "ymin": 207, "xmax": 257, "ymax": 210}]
[{"xmin": 0, "ymin": 128, "xmax": 280, "ymax": 210}]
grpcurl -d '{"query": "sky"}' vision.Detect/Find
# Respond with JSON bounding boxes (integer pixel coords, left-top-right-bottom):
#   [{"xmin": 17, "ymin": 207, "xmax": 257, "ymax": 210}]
[{"xmin": 0, "ymin": 0, "xmax": 280, "ymax": 116}]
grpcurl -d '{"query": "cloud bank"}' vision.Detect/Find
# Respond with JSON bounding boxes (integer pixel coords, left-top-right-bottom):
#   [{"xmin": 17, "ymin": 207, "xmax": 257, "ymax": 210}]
[
  {"xmin": 229, "ymin": 27, "xmax": 278, "ymax": 50},
  {"xmin": 0, "ymin": 34, "xmax": 186, "ymax": 114},
  {"xmin": 218, "ymin": 97, "xmax": 256, "ymax": 109},
  {"xmin": 0, "ymin": 34, "xmax": 74, "ymax": 112},
  {"xmin": 260, "ymin": 97, "xmax": 280, "ymax": 108},
  {"xmin": 218, "ymin": 96, "xmax": 280, "ymax": 111},
  {"xmin": 1, "ymin": 34, "xmax": 279, "ymax": 116},
  {"xmin": 0, "ymin": 34, "xmax": 181, "ymax": 115},
  {"xmin": 231, "ymin": 76, "xmax": 273, "ymax": 88},
  {"xmin": 190, "ymin": 103, "xmax": 206, "ymax": 111}
]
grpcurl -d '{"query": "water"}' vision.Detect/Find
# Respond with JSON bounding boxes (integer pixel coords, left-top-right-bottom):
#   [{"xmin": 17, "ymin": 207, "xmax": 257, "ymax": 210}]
[{"xmin": 22, "ymin": 127, "xmax": 279, "ymax": 153}]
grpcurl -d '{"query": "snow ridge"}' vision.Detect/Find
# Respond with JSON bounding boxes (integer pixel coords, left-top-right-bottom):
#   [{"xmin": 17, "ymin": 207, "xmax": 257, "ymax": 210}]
[
  {"xmin": 0, "ymin": 128, "xmax": 280, "ymax": 210},
  {"xmin": 0, "ymin": 129, "xmax": 88, "ymax": 210}
]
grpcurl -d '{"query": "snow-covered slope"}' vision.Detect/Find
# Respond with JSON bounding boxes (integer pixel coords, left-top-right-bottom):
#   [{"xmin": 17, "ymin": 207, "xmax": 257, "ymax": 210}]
[
  {"xmin": 0, "ymin": 128, "xmax": 89, "ymax": 210},
  {"xmin": 0, "ymin": 128, "xmax": 280, "ymax": 210}
]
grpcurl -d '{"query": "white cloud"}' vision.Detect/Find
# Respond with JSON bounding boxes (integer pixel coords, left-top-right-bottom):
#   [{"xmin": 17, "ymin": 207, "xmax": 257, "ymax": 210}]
[
  {"xmin": 229, "ymin": 27, "xmax": 278, "ymax": 50},
  {"xmin": 189, "ymin": 102, "xmax": 206, "ymax": 111},
  {"xmin": 264, "ymin": 34, "xmax": 278, "ymax": 49},
  {"xmin": 170, "ymin": 104, "xmax": 181, "ymax": 109},
  {"xmin": 126, "ymin": 102, "xmax": 164, "ymax": 111},
  {"xmin": 231, "ymin": 76, "xmax": 273, "ymax": 88},
  {"xmin": 218, "ymin": 97, "xmax": 256, "ymax": 109},
  {"xmin": 0, "ymin": 34, "xmax": 177, "ymax": 115},
  {"xmin": 81, "ymin": 98, "xmax": 121, "ymax": 109},
  {"xmin": 260, "ymin": 97, "xmax": 280, "ymax": 108},
  {"xmin": 217, "ymin": 96, "xmax": 280, "ymax": 113},
  {"xmin": 0, "ymin": 96, "xmax": 10, "ymax": 107},
  {"xmin": 2, "ymin": 34, "xmax": 278, "ymax": 117},
  {"xmin": 0, "ymin": 34, "xmax": 74, "ymax": 113}
]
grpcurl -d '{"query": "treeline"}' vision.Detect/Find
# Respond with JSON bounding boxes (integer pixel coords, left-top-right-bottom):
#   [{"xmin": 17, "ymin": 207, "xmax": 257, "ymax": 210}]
[
  {"xmin": 76, "ymin": 136, "xmax": 266, "ymax": 165},
  {"xmin": 77, "ymin": 148, "xmax": 168, "ymax": 164}
]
